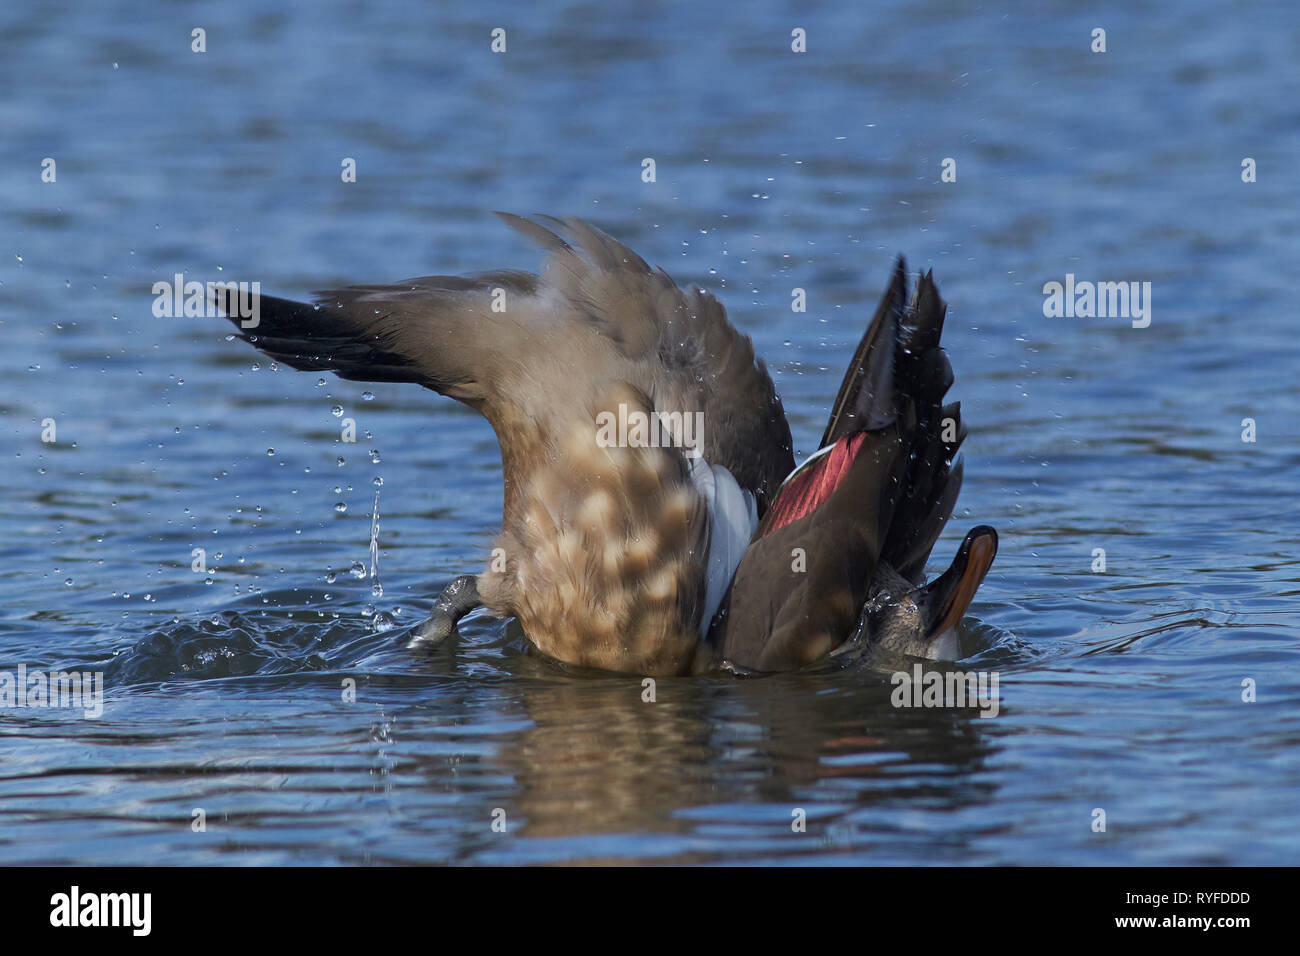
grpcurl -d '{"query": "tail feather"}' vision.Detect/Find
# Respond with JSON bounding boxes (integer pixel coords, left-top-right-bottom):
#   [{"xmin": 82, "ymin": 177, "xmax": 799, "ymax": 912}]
[
  {"xmin": 886, "ymin": 455, "xmax": 963, "ymax": 582},
  {"xmin": 698, "ymin": 262, "xmax": 984, "ymax": 670},
  {"xmin": 819, "ymin": 257, "xmax": 906, "ymax": 447},
  {"xmin": 753, "ymin": 264, "xmax": 965, "ymax": 574},
  {"xmin": 877, "ymin": 270, "xmax": 964, "ymax": 581},
  {"xmin": 782, "ymin": 266, "xmax": 966, "ymax": 578}
]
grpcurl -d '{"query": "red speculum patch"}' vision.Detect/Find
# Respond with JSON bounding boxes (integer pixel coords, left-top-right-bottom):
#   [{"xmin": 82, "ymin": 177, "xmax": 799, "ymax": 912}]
[{"xmin": 759, "ymin": 432, "xmax": 866, "ymax": 536}]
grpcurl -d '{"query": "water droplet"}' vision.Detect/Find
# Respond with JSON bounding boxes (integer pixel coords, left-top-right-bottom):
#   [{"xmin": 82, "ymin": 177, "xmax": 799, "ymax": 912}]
[{"xmin": 334, "ymin": 501, "xmax": 347, "ymax": 513}]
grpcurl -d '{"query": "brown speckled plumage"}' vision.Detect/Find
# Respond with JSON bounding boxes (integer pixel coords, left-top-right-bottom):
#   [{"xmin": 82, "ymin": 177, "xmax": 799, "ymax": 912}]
[
  {"xmin": 221, "ymin": 214, "xmax": 792, "ymax": 675},
  {"xmin": 218, "ymin": 215, "xmax": 996, "ymax": 675}
]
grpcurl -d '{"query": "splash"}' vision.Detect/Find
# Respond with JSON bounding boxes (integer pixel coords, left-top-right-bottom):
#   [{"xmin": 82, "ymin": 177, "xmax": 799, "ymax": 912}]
[{"xmin": 369, "ymin": 489, "xmax": 382, "ymax": 596}]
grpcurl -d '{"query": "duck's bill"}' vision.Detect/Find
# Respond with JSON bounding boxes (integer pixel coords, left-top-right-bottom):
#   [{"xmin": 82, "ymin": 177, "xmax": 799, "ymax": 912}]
[{"xmin": 924, "ymin": 525, "xmax": 999, "ymax": 647}]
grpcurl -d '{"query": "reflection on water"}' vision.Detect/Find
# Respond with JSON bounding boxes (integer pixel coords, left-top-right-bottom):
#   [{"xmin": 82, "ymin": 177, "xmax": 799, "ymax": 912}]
[{"xmin": 2, "ymin": 0, "xmax": 1299, "ymax": 864}]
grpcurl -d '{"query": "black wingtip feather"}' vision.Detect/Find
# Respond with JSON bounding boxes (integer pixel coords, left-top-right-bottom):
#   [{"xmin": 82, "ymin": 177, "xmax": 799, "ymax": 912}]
[
  {"xmin": 819, "ymin": 257, "xmax": 908, "ymax": 448},
  {"xmin": 211, "ymin": 290, "xmax": 424, "ymax": 383},
  {"xmin": 816, "ymin": 261, "xmax": 968, "ymax": 581}
]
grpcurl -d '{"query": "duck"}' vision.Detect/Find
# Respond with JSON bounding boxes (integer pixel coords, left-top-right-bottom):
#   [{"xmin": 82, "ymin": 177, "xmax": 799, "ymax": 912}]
[{"xmin": 217, "ymin": 213, "xmax": 997, "ymax": 675}]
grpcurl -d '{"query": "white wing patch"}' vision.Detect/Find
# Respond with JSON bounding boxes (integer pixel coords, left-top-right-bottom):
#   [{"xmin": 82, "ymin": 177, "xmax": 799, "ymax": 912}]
[{"xmin": 689, "ymin": 458, "xmax": 759, "ymax": 637}]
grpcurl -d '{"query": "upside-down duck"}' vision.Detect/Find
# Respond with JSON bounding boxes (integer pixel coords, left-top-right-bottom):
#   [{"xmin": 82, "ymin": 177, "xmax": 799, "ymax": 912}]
[{"xmin": 218, "ymin": 214, "xmax": 997, "ymax": 675}]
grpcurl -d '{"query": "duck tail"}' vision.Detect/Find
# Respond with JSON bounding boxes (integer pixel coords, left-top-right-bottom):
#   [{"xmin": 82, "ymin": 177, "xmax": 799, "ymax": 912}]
[
  {"xmin": 819, "ymin": 257, "xmax": 906, "ymax": 447},
  {"xmin": 787, "ymin": 264, "xmax": 966, "ymax": 577},
  {"xmin": 877, "ymin": 269, "xmax": 966, "ymax": 582},
  {"xmin": 755, "ymin": 262, "xmax": 964, "ymax": 554},
  {"xmin": 709, "ymin": 263, "xmax": 985, "ymax": 670}
]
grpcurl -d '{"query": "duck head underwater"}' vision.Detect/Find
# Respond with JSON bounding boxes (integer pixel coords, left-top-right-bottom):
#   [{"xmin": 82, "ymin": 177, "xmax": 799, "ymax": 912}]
[{"xmin": 217, "ymin": 214, "xmax": 997, "ymax": 676}]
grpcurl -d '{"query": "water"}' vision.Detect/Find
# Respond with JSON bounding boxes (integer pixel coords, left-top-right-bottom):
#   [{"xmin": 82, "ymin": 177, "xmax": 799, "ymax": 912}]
[{"xmin": 2, "ymin": 0, "xmax": 1298, "ymax": 864}]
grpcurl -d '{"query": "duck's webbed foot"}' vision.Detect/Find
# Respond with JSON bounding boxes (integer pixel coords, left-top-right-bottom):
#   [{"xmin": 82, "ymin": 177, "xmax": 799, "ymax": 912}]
[{"xmin": 409, "ymin": 574, "xmax": 481, "ymax": 651}]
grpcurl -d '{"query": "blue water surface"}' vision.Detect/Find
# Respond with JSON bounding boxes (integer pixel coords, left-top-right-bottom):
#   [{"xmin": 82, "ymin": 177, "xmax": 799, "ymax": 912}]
[{"xmin": 0, "ymin": 0, "xmax": 1297, "ymax": 864}]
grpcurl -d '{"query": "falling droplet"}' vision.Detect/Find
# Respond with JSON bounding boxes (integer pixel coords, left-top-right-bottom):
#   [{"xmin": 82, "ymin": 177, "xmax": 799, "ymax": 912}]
[{"xmin": 369, "ymin": 489, "xmax": 381, "ymax": 580}]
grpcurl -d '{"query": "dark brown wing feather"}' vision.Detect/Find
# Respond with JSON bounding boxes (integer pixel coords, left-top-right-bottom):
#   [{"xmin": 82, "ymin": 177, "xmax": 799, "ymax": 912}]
[{"xmin": 709, "ymin": 264, "xmax": 967, "ymax": 669}]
